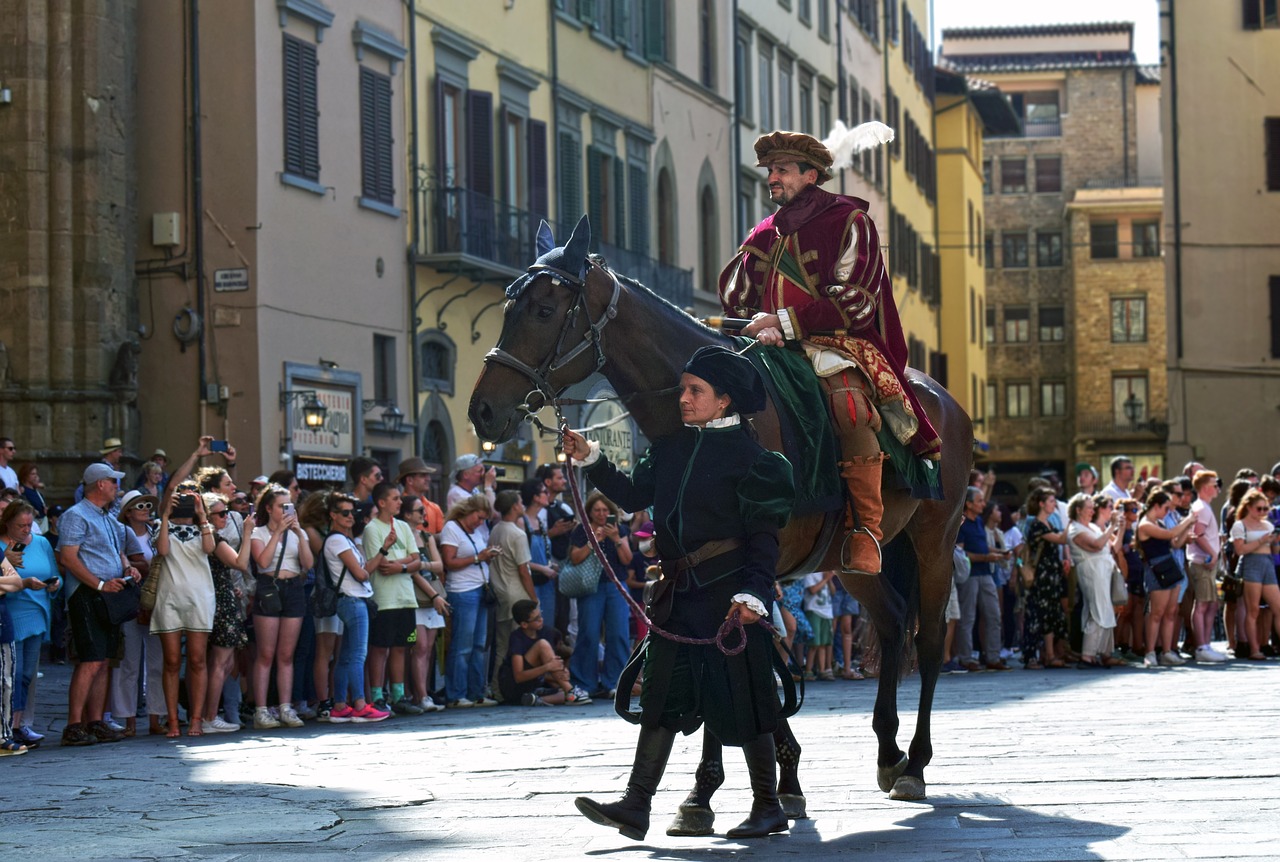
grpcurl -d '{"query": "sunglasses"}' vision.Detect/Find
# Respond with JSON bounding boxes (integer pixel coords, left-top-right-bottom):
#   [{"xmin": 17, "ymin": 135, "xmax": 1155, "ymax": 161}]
[
  {"xmin": 209, "ymin": 509, "xmax": 228, "ymax": 517},
  {"xmin": 1254, "ymin": 505, "xmax": 1270, "ymax": 512},
  {"xmin": 130, "ymin": 501, "xmax": 154, "ymax": 512},
  {"xmin": 335, "ymin": 508, "xmax": 355, "ymax": 517}
]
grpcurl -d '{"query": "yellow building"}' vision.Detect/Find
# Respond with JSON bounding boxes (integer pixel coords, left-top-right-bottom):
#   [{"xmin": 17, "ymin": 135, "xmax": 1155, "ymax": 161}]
[{"xmin": 934, "ymin": 70, "xmax": 1018, "ymax": 431}]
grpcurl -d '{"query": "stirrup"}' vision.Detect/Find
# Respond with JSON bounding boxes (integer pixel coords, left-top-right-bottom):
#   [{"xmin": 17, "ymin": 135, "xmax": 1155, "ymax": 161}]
[{"xmin": 840, "ymin": 526, "xmax": 882, "ymax": 576}]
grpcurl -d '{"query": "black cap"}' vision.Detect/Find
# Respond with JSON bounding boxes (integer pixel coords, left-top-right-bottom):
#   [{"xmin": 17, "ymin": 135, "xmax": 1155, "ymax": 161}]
[{"xmin": 682, "ymin": 346, "xmax": 767, "ymax": 414}]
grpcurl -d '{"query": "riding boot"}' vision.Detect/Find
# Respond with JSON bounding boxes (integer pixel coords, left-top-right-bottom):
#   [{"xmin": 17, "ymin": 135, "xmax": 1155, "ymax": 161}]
[
  {"xmin": 839, "ymin": 454, "xmax": 886, "ymax": 576},
  {"xmin": 774, "ymin": 720, "xmax": 807, "ymax": 819},
  {"xmin": 726, "ymin": 733, "xmax": 789, "ymax": 839},
  {"xmin": 666, "ymin": 733, "xmax": 725, "ymax": 836},
  {"xmin": 576, "ymin": 725, "xmax": 676, "ymax": 841}
]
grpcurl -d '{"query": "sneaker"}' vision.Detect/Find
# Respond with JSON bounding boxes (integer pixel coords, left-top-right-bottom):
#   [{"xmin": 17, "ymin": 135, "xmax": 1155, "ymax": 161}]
[
  {"xmin": 448, "ymin": 698, "xmax": 477, "ymax": 709},
  {"xmin": 87, "ymin": 720, "xmax": 126, "ymax": 743},
  {"xmin": 350, "ymin": 703, "xmax": 390, "ymax": 723},
  {"xmin": 999, "ymin": 648, "xmax": 1014, "ymax": 660},
  {"xmin": 315, "ymin": 699, "xmax": 335, "ymax": 723},
  {"xmin": 103, "ymin": 718, "xmax": 126, "ymax": 733},
  {"xmin": 61, "ymin": 723, "xmax": 97, "ymax": 746},
  {"xmin": 327, "ymin": 705, "xmax": 355, "ymax": 723},
  {"xmin": 940, "ymin": 659, "xmax": 965, "ymax": 674},
  {"xmin": 295, "ymin": 703, "xmax": 318, "ymax": 721},
  {"xmin": 1195, "ymin": 646, "xmax": 1227, "ymax": 663},
  {"xmin": 589, "ymin": 688, "xmax": 613, "ymax": 701},
  {"xmin": 203, "ymin": 717, "xmax": 240, "ymax": 734},
  {"xmin": 1143, "ymin": 652, "xmax": 1159, "ymax": 668},
  {"xmin": 419, "ymin": 698, "xmax": 446, "ymax": 713},
  {"xmin": 253, "ymin": 707, "xmax": 281, "ymax": 729},
  {"xmin": 521, "ymin": 692, "xmax": 549, "ymax": 706},
  {"xmin": 1159, "ymin": 650, "xmax": 1186, "ymax": 667},
  {"xmin": 475, "ymin": 697, "xmax": 499, "ymax": 707},
  {"xmin": 14, "ymin": 725, "xmax": 43, "ymax": 746},
  {"xmin": 278, "ymin": 705, "xmax": 305, "ymax": 728},
  {"xmin": 371, "ymin": 698, "xmax": 395, "ymax": 717},
  {"xmin": 393, "ymin": 697, "xmax": 425, "ymax": 716},
  {"xmin": 566, "ymin": 686, "xmax": 593, "ymax": 705}
]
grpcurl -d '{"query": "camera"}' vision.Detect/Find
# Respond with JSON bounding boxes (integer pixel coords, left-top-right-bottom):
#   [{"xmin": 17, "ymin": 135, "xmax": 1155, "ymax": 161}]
[
  {"xmin": 172, "ymin": 494, "xmax": 197, "ymax": 519},
  {"xmin": 493, "ymin": 466, "xmax": 507, "ymax": 477}
]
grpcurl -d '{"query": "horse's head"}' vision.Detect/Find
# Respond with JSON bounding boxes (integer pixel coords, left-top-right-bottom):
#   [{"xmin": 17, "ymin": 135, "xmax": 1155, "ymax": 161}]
[{"xmin": 469, "ymin": 216, "xmax": 621, "ymax": 442}]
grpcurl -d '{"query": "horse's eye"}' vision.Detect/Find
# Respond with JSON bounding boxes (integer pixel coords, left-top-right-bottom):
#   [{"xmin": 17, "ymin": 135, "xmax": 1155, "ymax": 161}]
[{"xmin": 535, "ymin": 304, "xmax": 555, "ymax": 320}]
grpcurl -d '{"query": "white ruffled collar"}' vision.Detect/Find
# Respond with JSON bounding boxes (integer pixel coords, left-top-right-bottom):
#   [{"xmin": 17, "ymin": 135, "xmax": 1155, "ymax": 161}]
[{"xmin": 687, "ymin": 414, "xmax": 741, "ymax": 430}]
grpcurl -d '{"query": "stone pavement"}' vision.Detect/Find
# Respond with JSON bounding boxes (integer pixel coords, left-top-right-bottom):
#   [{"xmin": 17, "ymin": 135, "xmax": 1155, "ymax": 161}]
[{"xmin": 6, "ymin": 655, "xmax": 1279, "ymax": 861}]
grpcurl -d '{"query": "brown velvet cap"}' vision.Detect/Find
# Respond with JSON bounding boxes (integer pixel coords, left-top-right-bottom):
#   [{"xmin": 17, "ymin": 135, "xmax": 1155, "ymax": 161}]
[{"xmin": 754, "ymin": 131, "xmax": 834, "ymax": 184}]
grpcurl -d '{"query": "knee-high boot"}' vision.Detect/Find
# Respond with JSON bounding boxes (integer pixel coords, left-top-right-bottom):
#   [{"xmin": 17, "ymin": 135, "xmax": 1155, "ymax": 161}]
[
  {"xmin": 666, "ymin": 730, "xmax": 725, "ymax": 836},
  {"xmin": 839, "ymin": 454, "xmax": 886, "ymax": 576},
  {"xmin": 726, "ymin": 733, "xmax": 789, "ymax": 838},
  {"xmin": 575, "ymin": 725, "xmax": 676, "ymax": 841}
]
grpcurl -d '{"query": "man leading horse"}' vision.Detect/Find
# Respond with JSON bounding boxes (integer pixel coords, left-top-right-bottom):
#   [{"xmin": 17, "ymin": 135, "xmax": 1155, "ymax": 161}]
[{"xmin": 719, "ymin": 130, "xmax": 942, "ymax": 576}]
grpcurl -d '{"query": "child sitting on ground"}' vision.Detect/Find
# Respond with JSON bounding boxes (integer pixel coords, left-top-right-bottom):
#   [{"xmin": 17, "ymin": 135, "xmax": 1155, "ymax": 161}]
[{"xmin": 499, "ymin": 600, "xmax": 585, "ymax": 706}]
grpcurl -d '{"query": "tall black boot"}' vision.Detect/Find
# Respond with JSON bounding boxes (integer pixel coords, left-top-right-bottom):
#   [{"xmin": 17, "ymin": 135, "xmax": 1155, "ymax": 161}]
[
  {"xmin": 726, "ymin": 733, "xmax": 789, "ymax": 839},
  {"xmin": 575, "ymin": 725, "xmax": 676, "ymax": 841}
]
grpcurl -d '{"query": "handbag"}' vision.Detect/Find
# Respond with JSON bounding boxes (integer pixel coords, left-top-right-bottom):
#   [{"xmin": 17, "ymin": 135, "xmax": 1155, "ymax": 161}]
[
  {"xmin": 415, "ymin": 550, "xmax": 447, "ymax": 608},
  {"xmin": 480, "ymin": 581, "xmax": 498, "ymax": 607},
  {"xmin": 1019, "ymin": 539, "xmax": 1046, "ymax": 588},
  {"xmin": 643, "ymin": 564, "xmax": 675, "ymax": 626},
  {"xmin": 139, "ymin": 553, "xmax": 165, "ymax": 612},
  {"xmin": 952, "ymin": 546, "xmax": 972, "ymax": 586},
  {"xmin": 1147, "ymin": 553, "xmax": 1183, "ymax": 589},
  {"xmin": 558, "ymin": 552, "xmax": 604, "ymax": 598},
  {"xmin": 99, "ymin": 579, "xmax": 142, "ymax": 625},
  {"xmin": 1110, "ymin": 566, "xmax": 1129, "ymax": 605},
  {"xmin": 310, "ymin": 556, "xmax": 347, "ymax": 619},
  {"xmin": 255, "ymin": 533, "xmax": 288, "ymax": 616}
]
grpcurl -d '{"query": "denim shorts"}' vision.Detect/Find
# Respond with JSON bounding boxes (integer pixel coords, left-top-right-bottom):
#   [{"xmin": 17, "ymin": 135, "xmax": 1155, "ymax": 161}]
[
  {"xmin": 1238, "ymin": 554, "xmax": 1278, "ymax": 586},
  {"xmin": 832, "ymin": 589, "xmax": 860, "ymax": 618},
  {"xmin": 253, "ymin": 574, "xmax": 306, "ymax": 618}
]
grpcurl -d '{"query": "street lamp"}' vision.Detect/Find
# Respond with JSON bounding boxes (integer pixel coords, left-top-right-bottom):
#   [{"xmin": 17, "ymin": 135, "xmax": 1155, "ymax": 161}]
[
  {"xmin": 280, "ymin": 389, "xmax": 328, "ymax": 429},
  {"xmin": 362, "ymin": 399, "xmax": 407, "ymax": 435},
  {"xmin": 1123, "ymin": 393, "xmax": 1144, "ymax": 429}
]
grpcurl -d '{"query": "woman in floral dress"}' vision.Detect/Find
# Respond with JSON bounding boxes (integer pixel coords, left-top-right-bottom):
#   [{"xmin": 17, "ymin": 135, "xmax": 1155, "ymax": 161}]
[
  {"xmin": 201, "ymin": 492, "xmax": 252, "ymax": 732},
  {"xmin": 1021, "ymin": 487, "xmax": 1069, "ymax": 669}
]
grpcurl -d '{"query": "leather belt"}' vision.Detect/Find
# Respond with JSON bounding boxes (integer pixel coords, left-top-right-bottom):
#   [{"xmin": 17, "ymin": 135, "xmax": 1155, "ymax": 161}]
[{"xmin": 669, "ymin": 538, "xmax": 744, "ymax": 574}]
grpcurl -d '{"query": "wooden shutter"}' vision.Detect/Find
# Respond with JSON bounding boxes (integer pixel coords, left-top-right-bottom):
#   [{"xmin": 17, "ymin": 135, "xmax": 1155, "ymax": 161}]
[
  {"xmin": 614, "ymin": 157, "xmax": 627, "ymax": 248},
  {"xmin": 558, "ymin": 131, "xmax": 582, "ymax": 235},
  {"xmin": 1267, "ymin": 117, "xmax": 1280, "ymax": 191},
  {"xmin": 283, "ymin": 34, "xmax": 319, "ymax": 180},
  {"xmin": 645, "ymin": 0, "xmax": 666, "ymax": 61},
  {"xmin": 1244, "ymin": 0, "xmax": 1263, "ymax": 29},
  {"xmin": 628, "ymin": 162, "xmax": 648, "ymax": 256},
  {"xmin": 360, "ymin": 67, "xmax": 394, "ymax": 204},
  {"xmin": 528, "ymin": 119, "xmax": 549, "ymax": 218},
  {"xmin": 433, "ymin": 77, "xmax": 448, "ymax": 186},
  {"xmin": 1270, "ymin": 276, "xmax": 1280, "ymax": 358},
  {"xmin": 466, "ymin": 90, "xmax": 494, "ymax": 197},
  {"xmin": 587, "ymin": 146, "xmax": 604, "ymax": 250}
]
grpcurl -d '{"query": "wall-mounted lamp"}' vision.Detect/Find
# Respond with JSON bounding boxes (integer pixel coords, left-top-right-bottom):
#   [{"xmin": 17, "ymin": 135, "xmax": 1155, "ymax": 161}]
[
  {"xmin": 481, "ymin": 440, "xmax": 497, "ymax": 453},
  {"xmin": 0, "ymin": 86, "xmax": 12, "ymax": 106},
  {"xmin": 280, "ymin": 389, "xmax": 328, "ymax": 429},
  {"xmin": 318, "ymin": 358, "xmax": 340, "ymax": 370},
  {"xmin": 362, "ymin": 399, "xmax": 407, "ymax": 435}
]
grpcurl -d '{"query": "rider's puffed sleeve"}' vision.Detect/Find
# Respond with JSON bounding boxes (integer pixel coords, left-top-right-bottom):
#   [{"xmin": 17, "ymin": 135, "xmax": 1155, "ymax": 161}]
[
  {"xmin": 736, "ymin": 451, "xmax": 795, "ymax": 606},
  {"xmin": 585, "ymin": 446, "xmax": 657, "ymax": 516},
  {"xmin": 787, "ymin": 210, "xmax": 884, "ymax": 338}
]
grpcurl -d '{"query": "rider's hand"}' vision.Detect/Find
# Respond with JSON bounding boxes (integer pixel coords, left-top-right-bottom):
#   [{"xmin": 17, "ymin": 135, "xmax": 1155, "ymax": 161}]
[
  {"xmin": 742, "ymin": 312, "xmax": 784, "ymax": 346},
  {"xmin": 561, "ymin": 427, "xmax": 588, "ymax": 461}
]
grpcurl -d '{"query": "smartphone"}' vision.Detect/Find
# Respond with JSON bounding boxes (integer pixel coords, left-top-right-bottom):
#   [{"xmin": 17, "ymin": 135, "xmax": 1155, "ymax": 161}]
[
  {"xmin": 607, "ymin": 514, "xmax": 618, "ymax": 526},
  {"xmin": 9, "ymin": 542, "xmax": 26, "ymax": 554},
  {"xmin": 210, "ymin": 440, "xmax": 230, "ymax": 453},
  {"xmin": 283, "ymin": 502, "xmax": 296, "ymax": 516}
]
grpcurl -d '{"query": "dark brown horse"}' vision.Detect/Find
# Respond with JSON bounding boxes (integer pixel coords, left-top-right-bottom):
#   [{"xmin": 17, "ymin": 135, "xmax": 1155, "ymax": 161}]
[{"xmin": 469, "ymin": 219, "xmax": 972, "ymax": 804}]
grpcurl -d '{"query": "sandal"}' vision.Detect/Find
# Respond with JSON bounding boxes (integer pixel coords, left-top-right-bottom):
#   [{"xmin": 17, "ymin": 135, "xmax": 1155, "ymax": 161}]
[
  {"xmin": 0, "ymin": 739, "xmax": 28, "ymax": 756},
  {"xmin": 842, "ymin": 668, "xmax": 865, "ymax": 680},
  {"xmin": 1025, "ymin": 660, "xmax": 1043, "ymax": 670},
  {"xmin": 1045, "ymin": 659, "xmax": 1067, "ymax": 669}
]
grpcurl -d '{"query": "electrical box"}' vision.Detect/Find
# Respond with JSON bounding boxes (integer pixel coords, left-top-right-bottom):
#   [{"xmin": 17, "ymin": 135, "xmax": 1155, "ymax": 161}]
[{"xmin": 152, "ymin": 212, "xmax": 181, "ymax": 247}]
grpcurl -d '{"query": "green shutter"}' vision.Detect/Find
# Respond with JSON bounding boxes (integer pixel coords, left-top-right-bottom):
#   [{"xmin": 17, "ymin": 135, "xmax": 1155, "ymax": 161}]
[
  {"xmin": 587, "ymin": 147, "xmax": 604, "ymax": 251},
  {"xmin": 628, "ymin": 163, "xmax": 649, "ymax": 256},
  {"xmin": 645, "ymin": 0, "xmax": 665, "ymax": 61},
  {"xmin": 558, "ymin": 131, "xmax": 582, "ymax": 236}
]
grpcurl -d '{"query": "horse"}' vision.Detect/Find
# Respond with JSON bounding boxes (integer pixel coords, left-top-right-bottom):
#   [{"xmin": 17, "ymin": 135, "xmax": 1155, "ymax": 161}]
[{"xmin": 468, "ymin": 216, "xmax": 972, "ymax": 811}]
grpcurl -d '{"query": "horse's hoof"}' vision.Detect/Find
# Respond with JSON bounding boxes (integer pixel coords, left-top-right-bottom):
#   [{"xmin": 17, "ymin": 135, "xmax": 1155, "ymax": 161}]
[
  {"xmin": 666, "ymin": 805, "xmax": 715, "ymax": 837},
  {"xmin": 779, "ymin": 793, "xmax": 808, "ymax": 819},
  {"xmin": 876, "ymin": 754, "xmax": 909, "ymax": 793},
  {"xmin": 888, "ymin": 775, "xmax": 927, "ymax": 801}
]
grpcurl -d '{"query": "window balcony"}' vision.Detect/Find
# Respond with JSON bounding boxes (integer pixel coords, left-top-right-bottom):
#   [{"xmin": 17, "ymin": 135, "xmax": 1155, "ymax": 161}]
[
  {"xmin": 593, "ymin": 239, "xmax": 694, "ymax": 311},
  {"xmin": 416, "ymin": 187, "xmax": 541, "ymax": 281},
  {"xmin": 1075, "ymin": 412, "xmax": 1170, "ymax": 440}
]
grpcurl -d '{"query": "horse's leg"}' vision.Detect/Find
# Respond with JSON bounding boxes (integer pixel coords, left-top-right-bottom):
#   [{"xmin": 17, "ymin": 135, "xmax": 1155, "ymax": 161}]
[
  {"xmin": 665, "ymin": 727, "xmax": 724, "ymax": 837},
  {"xmin": 774, "ymin": 718, "xmax": 807, "ymax": 819},
  {"xmin": 861, "ymin": 551, "xmax": 910, "ymax": 792}
]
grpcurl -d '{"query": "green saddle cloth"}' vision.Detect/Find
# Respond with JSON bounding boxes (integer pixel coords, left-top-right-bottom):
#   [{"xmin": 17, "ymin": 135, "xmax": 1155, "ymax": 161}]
[{"xmin": 731, "ymin": 337, "xmax": 942, "ymax": 504}]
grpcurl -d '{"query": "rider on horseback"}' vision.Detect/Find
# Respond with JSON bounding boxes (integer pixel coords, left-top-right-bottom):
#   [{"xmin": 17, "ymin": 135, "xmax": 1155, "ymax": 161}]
[{"xmin": 719, "ymin": 130, "xmax": 943, "ymax": 576}]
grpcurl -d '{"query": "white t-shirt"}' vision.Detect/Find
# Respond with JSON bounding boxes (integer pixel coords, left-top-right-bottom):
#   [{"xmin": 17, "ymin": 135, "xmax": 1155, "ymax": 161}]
[
  {"xmin": 322, "ymin": 533, "xmax": 373, "ymax": 598},
  {"xmin": 439, "ymin": 519, "xmax": 490, "ymax": 593},
  {"xmin": 0, "ymin": 464, "xmax": 18, "ymax": 491},
  {"xmin": 801, "ymin": 572, "xmax": 834, "ymax": 619},
  {"xmin": 1229, "ymin": 520, "xmax": 1274, "ymax": 556},
  {"xmin": 251, "ymin": 525, "xmax": 305, "ymax": 576},
  {"xmin": 1187, "ymin": 499, "xmax": 1220, "ymax": 565}
]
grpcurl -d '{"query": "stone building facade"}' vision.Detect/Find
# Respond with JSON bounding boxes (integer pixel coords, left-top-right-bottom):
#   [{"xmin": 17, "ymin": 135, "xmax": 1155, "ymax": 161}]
[{"xmin": 0, "ymin": 1, "xmax": 140, "ymax": 496}]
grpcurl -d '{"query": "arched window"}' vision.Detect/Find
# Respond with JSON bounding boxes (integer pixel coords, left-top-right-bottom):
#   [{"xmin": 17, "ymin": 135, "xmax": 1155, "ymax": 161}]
[
  {"xmin": 417, "ymin": 330, "xmax": 456, "ymax": 395},
  {"xmin": 699, "ymin": 186, "xmax": 718, "ymax": 294},
  {"xmin": 657, "ymin": 168, "xmax": 675, "ymax": 265},
  {"xmin": 699, "ymin": 0, "xmax": 716, "ymax": 89},
  {"xmin": 422, "ymin": 419, "xmax": 449, "ymax": 468}
]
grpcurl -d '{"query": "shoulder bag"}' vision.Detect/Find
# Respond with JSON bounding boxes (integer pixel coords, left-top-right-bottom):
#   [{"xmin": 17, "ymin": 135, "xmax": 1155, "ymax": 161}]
[
  {"xmin": 461, "ymin": 526, "xmax": 498, "ymax": 607},
  {"xmin": 558, "ymin": 551, "xmax": 605, "ymax": 598},
  {"xmin": 255, "ymin": 532, "xmax": 288, "ymax": 615},
  {"xmin": 310, "ymin": 538, "xmax": 349, "ymax": 619},
  {"xmin": 1019, "ymin": 534, "xmax": 1046, "ymax": 588},
  {"xmin": 952, "ymin": 545, "xmax": 972, "ymax": 587}
]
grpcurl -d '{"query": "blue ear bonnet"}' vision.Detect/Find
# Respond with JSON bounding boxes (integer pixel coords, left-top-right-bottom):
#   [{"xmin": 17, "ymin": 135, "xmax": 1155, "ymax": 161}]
[{"xmin": 505, "ymin": 215, "xmax": 592, "ymax": 299}]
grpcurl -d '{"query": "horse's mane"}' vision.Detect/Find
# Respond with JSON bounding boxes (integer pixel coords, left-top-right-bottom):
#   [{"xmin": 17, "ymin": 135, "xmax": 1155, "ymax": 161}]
[{"xmin": 587, "ymin": 254, "xmax": 725, "ymax": 341}]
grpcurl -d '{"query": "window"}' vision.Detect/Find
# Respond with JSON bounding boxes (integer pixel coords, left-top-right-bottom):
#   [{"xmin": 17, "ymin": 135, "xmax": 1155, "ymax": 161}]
[
  {"xmin": 817, "ymin": 0, "xmax": 830, "ymax": 39},
  {"xmin": 626, "ymin": 140, "xmax": 649, "ymax": 256},
  {"xmin": 1133, "ymin": 220, "xmax": 1160, "ymax": 257},
  {"xmin": 437, "ymin": 81, "xmax": 464, "ymax": 187},
  {"xmin": 1091, "ymin": 221, "xmax": 1119, "ymax": 259},
  {"xmin": 1002, "ymin": 232, "xmax": 1028, "ymax": 268},
  {"xmin": 1036, "ymin": 230, "xmax": 1063, "ymax": 267},
  {"xmin": 1035, "ymin": 155, "xmax": 1062, "ymax": 193},
  {"xmin": 1038, "ymin": 306, "xmax": 1065, "ymax": 342},
  {"xmin": 977, "ymin": 214, "xmax": 983, "ymax": 264},
  {"xmin": 1112, "ymin": 374, "xmax": 1148, "ymax": 425},
  {"xmin": 699, "ymin": 185, "xmax": 718, "ymax": 293},
  {"xmin": 1271, "ymin": 276, "xmax": 1280, "ymax": 357},
  {"xmin": 1010, "ymin": 90, "xmax": 1061, "ymax": 137},
  {"xmin": 587, "ymin": 143, "xmax": 624, "ymax": 248},
  {"xmin": 417, "ymin": 330, "xmax": 456, "ymax": 394},
  {"xmin": 982, "ymin": 158, "xmax": 992, "ymax": 195},
  {"xmin": 1040, "ymin": 381, "xmax": 1066, "ymax": 417},
  {"xmin": 1245, "ymin": 0, "xmax": 1280, "ymax": 28},
  {"xmin": 798, "ymin": 0, "xmax": 812, "ymax": 26},
  {"xmin": 967, "ymin": 201, "xmax": 975, "ymax": 256},
  {"xmin": 656, "ymin": 167, "xmax": 675, "ymax": 263},
  {"xmin": 1111, "ymin": 296, "xmax": 1147, "ymax": 343},
  {"xmin": 861, "ymin": 90, "xmax": 874, "ymax": 175},
  {"xmin": 985, "ymin": 307, "xmax": 996, "ymax": 344},
  {"xmin": 735, "ymin": 28, "xmax": 752, "ymax": 122},
  {"xmin": 757, "ymin": 42, "xmax": 774, "ymax": 129},
  {"xmin": 737, "ymin": 175, "xmax": 755, "ymax": 240},
  {"xmin": 1000, "ymin": 158, "xmax": 1027, "ymax": 193},
  {"xmin": 557, "ymin": 128, "xmax": 583, "ymax": 230},
  {"xmin": 373, "ymin": 334, "xmax": 397, "ymax": 403},
  {"xmin": 778, "ymin": 56, "xmax": 794, "ymax": 130},
  {"xmin": 1268, "ymin": 117, "xmax": 1280, "ymax": 190},
  {"xmin": 818, "ymin": 82, "xmax": 833, "ymax": 140},
  {"xmin": 359, "ymin": 68, "xmax": 395, "ymax": 206},
  {"xmin": 984, "ymin": 232, "xmax": 994, "ymax": 269},
  {"xmin": 501, "ymin": 109, "xmax": 526, "ymax": 210},
  {"xmin": 1006, "ymin": 382, "xmax": 1032, "ymax": 418},
  {"xmin": 699, "ymin": 0, "xmax": 716, "ymax": 88},
  {"xmin": 1004, "ymin": 307, "xmax": 1030, "ymax": 343},
  {"xmin": 798, "ymin": 71, "xmax": 814, "ymax": 135},
  {"xmin": 969, "ymin": 289, "xmax": 976, "ymax": 344},
  {"xmin": 644, "ymin": 0, "xmax": 669, "ymax": 61},
  {"xmin": 978, "ymin": 298, "xmax": 985, "ymax": 347},
  {"xmin": 986, "ymin": 381, "xmax": 998, "ymax": 419},
  {"xmin": 282, "ymin": 34, "xmax": 321, "ymax": 185}
]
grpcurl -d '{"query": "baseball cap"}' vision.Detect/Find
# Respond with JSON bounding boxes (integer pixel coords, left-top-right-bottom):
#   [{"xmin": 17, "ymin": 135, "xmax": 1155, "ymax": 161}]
[
  {"xmin": 251, "ymin": 475, "xmax": 270, "ymax": 486},
  {"xmin": 84, "ymin": 463, "xmax": 126, "ymax": 485},
  {"xmin": 632, "ymin": 521, "xmax": 655, "ymax": 539},
  {"xmin": 454, "ymin": 454, "xmax": 484, "ymax": 472}
]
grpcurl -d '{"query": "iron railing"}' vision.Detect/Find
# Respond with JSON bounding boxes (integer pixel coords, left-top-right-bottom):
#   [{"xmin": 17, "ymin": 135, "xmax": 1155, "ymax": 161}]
[{"xmin": 1076, "ymin": 412, "xmax": 1170, "ymax": 439}]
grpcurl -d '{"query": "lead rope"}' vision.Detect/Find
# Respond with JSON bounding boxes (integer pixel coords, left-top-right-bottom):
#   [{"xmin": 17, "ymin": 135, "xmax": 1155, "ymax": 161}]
[{"xmin": 563, "ymin": 429, "xmax": 779, "ymax": 657}]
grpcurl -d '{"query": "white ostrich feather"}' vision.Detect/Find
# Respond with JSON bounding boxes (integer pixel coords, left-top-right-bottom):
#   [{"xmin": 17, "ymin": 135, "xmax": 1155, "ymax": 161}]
[{"xmin": 823, "ymin": 120, "xmax": 896, "ymax": 172}]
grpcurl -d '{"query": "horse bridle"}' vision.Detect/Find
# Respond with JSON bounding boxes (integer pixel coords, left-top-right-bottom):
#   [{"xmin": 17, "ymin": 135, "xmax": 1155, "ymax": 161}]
[{"xmin": 482, "ymin": 259, "xmax": 622, "ymax": 422}]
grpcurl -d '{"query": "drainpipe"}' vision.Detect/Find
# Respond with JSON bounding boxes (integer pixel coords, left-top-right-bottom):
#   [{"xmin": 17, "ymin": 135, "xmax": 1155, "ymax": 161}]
[
  {"xmin": 190, "ymin": 0, "xmax": 207, "ymax": 408},
  {"xmin": 408, "ymin": 0, "xmax": 421, "ymax": 456},
  {"xmin": 731, "ymin": 0, "xmax": 740, "ymax": 238},
  {"xmin": 1167, "ymin": 0, "xmax": 1183, "ymax": 361},
  {"xmin": 836, "ymin": 3, "xmax": 845, "ymax": 196}
]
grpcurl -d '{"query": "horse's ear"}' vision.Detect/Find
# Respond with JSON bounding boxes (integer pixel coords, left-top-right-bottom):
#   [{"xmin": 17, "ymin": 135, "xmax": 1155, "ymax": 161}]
[
  {"xmin": 563, "ymin": 214, "xmax": 591, "ymax": 268},
  {"xmin": 536, "ymin": 219, "xmax": 556, "ymax": 257}
]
